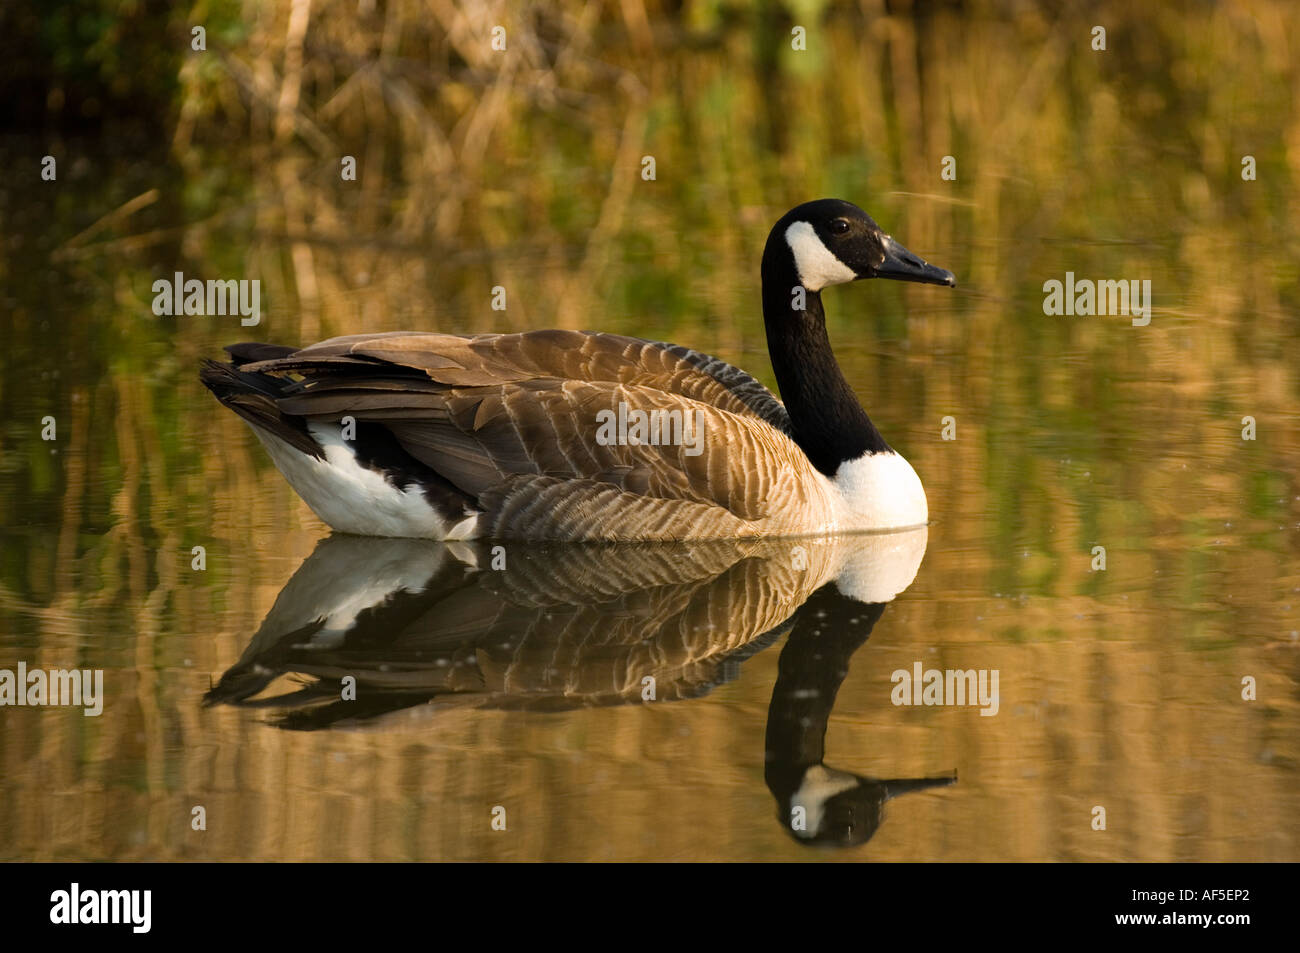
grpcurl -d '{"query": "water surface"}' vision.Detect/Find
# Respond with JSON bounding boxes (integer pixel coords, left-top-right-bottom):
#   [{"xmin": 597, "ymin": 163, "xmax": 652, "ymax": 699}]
[{"xmin": 1, "ymin": 1, "xmax": 1298, "ymax": 861}]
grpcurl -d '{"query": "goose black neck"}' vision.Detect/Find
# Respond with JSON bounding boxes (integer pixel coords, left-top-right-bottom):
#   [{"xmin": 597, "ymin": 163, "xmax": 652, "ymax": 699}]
[{"xmin": 761, "ymin": 247, "xmax": 890, "ymax": 476}]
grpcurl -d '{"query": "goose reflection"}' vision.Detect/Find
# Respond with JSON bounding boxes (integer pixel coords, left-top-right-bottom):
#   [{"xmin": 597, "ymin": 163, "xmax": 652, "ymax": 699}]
[
  {"xmin": 765, "ymin": 584, "xmax": 955, "ymax": 847},
  {"xmin": 206, "ymin": 530, "xmax": 954, "ymax": 847}
]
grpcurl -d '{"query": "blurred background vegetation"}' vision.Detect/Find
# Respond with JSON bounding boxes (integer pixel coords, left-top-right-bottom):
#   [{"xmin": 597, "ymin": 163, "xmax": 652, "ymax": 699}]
[{"xmin": 0, "ymin": 0, "xmax": 1297, "ymax": 860}]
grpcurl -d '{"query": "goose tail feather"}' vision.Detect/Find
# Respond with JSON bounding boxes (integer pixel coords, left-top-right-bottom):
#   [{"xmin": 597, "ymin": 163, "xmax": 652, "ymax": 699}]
[{"xmin": 199, "ymin": 358, "xmax": 324, "ymax": 459}]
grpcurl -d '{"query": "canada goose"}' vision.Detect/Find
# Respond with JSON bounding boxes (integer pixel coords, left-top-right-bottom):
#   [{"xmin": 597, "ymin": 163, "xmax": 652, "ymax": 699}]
[{"xmin": 201, "ymin": 199, "xmax": 955, "ymax": 540}]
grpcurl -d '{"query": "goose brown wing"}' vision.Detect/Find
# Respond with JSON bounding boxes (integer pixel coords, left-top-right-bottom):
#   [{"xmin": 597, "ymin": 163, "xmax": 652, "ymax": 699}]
[
  {"xmin": 273, "ymin": 376, "xmax": 807, "ymax": 524},
  {"xmin": 241, "ymin": 329, "xmax": 791, "ymax": 433},
  {"xmin": 239, "ymin": 330, "xmax": 808, "ymax": 525}
]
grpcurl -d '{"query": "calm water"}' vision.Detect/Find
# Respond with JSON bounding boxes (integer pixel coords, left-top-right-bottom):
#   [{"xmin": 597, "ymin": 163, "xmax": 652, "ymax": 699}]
[{"xmin": 1, "ymin": 1, "xmax": 1299, "ymax": 861}]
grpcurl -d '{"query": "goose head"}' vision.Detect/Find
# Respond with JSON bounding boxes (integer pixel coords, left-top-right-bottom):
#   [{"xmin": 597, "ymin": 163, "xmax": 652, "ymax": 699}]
[
  {"xmin": 758, "ymin": 199, "xmax": 955, "ymax": 489},
  {"xmin": 764, "ymin": 198, "xmax": 956, "ymax": 293},
  {"xmin": 783, "ymin": 767, "xmax": 957, "ymax": 848}
]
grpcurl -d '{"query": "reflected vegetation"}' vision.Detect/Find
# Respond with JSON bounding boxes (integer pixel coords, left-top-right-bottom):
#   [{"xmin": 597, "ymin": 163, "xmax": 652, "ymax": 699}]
[{"xmin": 2, "ymin": 0, "xmax": 1299, "ymax": 860}]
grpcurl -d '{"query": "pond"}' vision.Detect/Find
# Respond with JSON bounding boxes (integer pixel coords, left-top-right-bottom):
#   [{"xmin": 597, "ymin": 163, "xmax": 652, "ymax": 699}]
[{"xmin": 1, "ymin": 0, "xmax": 1297, "ymax": 861}]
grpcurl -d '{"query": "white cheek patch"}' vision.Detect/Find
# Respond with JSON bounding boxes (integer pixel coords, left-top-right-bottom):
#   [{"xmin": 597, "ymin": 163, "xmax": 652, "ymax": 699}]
[
  {"xmin": 791, "ymin": 765, "xmax": 860, "ymax": 838},
  {"xmin": 784, "ymin": 221, "xmax": 856, "ymax": 292}
]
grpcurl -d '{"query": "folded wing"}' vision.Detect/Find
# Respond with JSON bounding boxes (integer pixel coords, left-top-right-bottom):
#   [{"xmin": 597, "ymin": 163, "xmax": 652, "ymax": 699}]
[{"xmin": 237, "ymin": 330, "xmax": 818, "ymax": 536}]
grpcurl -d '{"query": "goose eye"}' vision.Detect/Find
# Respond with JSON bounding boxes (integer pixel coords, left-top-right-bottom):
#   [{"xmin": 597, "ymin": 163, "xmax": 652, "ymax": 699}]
[{"xmin": 829, "ymin": 218, "xmax": 850, "ymax": 235}]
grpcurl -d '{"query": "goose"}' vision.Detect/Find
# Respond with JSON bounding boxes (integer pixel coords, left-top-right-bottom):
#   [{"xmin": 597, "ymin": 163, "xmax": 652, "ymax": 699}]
[{"xmin": 200, "ymin": 199, "xmax": 955, "ymax": 540}]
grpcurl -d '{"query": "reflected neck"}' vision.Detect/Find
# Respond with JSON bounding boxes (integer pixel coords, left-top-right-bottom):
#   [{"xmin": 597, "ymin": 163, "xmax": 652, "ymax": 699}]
[{"xmin": 765, "ymin": 588, "xmax": 886, "ymax": 787}]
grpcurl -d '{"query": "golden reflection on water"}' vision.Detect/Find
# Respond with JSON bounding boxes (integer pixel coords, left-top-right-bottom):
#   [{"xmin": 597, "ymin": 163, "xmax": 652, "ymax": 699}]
[
  {"xmin": 1, "ymin": 0, "xmax": 1299, "ymax": 860},
  {"xmin": 3, "ymin": 495, "xmax": 1296, "ymax": 861}
]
